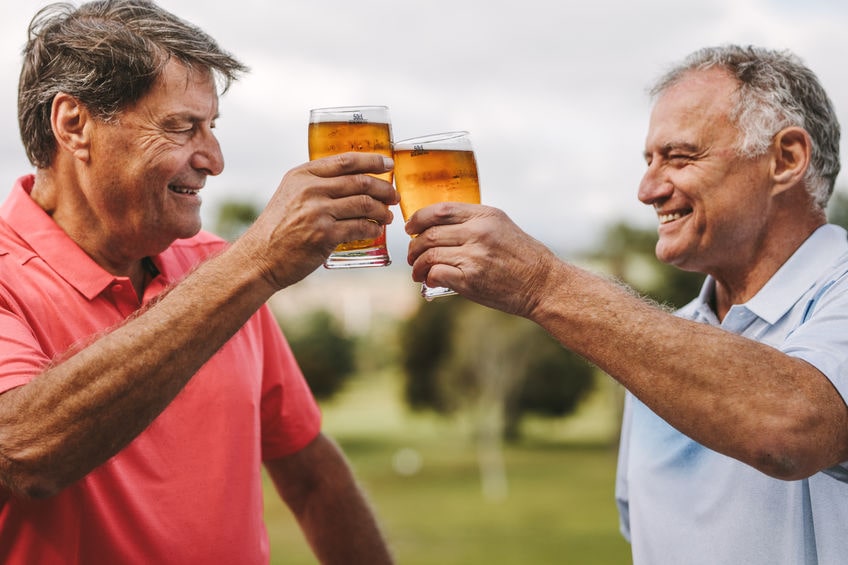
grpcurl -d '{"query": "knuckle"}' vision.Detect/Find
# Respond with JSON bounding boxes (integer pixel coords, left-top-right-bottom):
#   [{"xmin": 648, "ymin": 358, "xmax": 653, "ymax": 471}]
[
  {"xmin": 425, "ymin": 245, "xmax": 441, "ymax": 264},
  {"xmin": 353, "ymin": 173, "xmax": 370, "ymax": 192},
  {"xmin": 432, "ymin": 201, "xmax": 455, "ymax": 219},
  {"xmin": 333, "ymin": 152, "xmax": 355, "ymax": 169},
  {"xmin": 357, "ymin": 193, "xmax": 372, "ymax": 215},
  {"xmin": 421, "ymin": 226, "xmax": 439, "ymax": 244}
]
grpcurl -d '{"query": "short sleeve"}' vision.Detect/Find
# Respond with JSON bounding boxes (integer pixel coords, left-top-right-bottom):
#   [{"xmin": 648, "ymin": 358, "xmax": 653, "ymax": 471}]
[
  {"xmin": 0, "ymin": 288, "xmax": 50, "ymax": 393},
  {"xmin": 255, "ymin": 305, "xmax": 322, "ymax": 460}
]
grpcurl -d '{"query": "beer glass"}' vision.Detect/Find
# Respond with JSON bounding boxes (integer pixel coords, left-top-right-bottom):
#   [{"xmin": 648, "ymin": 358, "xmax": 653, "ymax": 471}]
[
  {"xmin": 393, "ymin": 131, "xmax": 481, "ymax": 300},
  {"xmin": 308, "ymin": 105, "xmax": 393, "ymax": 268}
]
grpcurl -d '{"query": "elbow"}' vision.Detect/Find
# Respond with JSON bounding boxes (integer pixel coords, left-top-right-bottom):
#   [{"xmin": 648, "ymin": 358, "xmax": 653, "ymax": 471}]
[
  {"xmin": 1, "ymin": 462, "xmax": 67, "ymax": 500},
  {"xmin": 0, "ymin": 392, "xmax": 77, "ymax": 498},
  {"xmin": 747, "ymin": 425, "xmax": 833, "ymax": 481},
  {"xmin": 750, "ymin": 450, "xmax": 813, "ymax": 481},
  {"xmin": 0, "ymin": 446, "xmax": 67, "ymax": 500},
  {"xmin": 0, "ymin": 461, "xmax": 66, "ymax": 500},
  {"xmin": 10, "ymin": 477, "xmax": 62, "ymax": 500},
  {"xmin": 744, "ymin": 390, "xmax": 844, "ymax": 481},
  {"xmin": 0, "ymin": 473, "xmax": 64, "ymax": 500}
]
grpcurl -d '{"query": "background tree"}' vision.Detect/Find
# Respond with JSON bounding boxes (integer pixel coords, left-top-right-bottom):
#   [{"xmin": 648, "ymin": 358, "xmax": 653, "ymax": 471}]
[
  {"xmin": 828, "ymin": 189, "xmax": 848, "ymax": 230},
  {"xmin": 400, "ymin": 300, "xmax": 595, "ymax": 499},
  {"xmin": 399, "ymin": 298, "xmax": 456, "ymax": 413},
  {"xmin": 279, "ymin": 309, "xmax": 356, "ymax": 401},
  {"xmin": 214, "ymin": 199, "xmax": 260, "ymax": 242},
  {"xmin": 399, "ymin": 299, "xmax": 594, "ymax": 440}
]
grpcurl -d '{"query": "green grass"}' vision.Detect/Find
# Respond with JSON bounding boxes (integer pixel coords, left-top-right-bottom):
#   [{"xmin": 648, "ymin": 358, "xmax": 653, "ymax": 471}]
[{"xmin": 263, "ymin": 370, "xmax": 632, "ymax": 564}]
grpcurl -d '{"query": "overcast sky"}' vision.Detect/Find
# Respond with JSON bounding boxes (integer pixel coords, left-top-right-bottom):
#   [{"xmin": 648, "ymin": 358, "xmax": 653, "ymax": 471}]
[{"xmin": 2, "ymin": 0, "xmax": 847, "ymax": 261}]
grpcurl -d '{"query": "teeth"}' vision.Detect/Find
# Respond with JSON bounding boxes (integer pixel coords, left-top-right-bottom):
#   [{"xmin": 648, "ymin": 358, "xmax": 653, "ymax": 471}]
[
  {"xmin": 658, "ymin": 212, "xmax": 684, "ymax": 224},
  {"xmin": 170, "ymin": 186, "xmax": 199, "ymax": 195}
]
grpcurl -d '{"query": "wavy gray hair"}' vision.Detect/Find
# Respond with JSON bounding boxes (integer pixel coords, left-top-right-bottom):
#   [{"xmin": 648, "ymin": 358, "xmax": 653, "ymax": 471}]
[
  {"xmin": 650, "ymin": 45, "xmax": 840, "ymax": 209},
  {"xmin": 19, "ymin": 0, "xmax": 248, "ymax": 168}
]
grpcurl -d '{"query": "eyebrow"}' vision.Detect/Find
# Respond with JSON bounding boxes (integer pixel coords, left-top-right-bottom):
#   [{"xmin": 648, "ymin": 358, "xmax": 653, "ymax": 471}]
[
  {"xmin": 662, "ymin": 141, "xmax": 700, "ymax": 153},
  {"xmin": 644, "ymin": 141, "xmax": 701, "ymax": 160},
  {"xmin": 162, "ymin": 111, "xmax": 220, "ymax": 127}
]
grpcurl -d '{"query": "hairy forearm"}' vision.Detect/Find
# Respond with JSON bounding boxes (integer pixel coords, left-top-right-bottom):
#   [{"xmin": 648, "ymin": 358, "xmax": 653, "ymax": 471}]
[
  {"xmin": 0, "ymin": 241, "xmax": 278, "ymax": 497},
  {"xmin": 528, "ymin": 261, "xmax": 848, "ymax": 479},
  {"xmin": 296, "ymin": 480, "xmax": 394, "ymax": 565},
  {"xmin": 268, "ymin": 435, "xmax": 394, "ymax": 564}
]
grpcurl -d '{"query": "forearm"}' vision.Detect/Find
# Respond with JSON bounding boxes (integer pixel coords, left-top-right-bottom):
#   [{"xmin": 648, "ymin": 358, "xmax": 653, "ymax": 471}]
[
  {"xmin": 295, "ymin": 476, "xmax": 393, "ymax": 565},
  {"xmin": 268, "ymin": 435, "xmax": 393, "ymax": 564},
  {"xmin": 529, "ymin": 261, "xmax": 848, "ymax": 478},
  {"xmin": 0, "ymin": 240, "xmax": 278, "ymax": 497}
]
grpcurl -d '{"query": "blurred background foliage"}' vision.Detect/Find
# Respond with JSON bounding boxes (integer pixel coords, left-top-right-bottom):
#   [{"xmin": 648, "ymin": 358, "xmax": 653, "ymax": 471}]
[
  {"xmin": 279, "ymin": 309, "xmax": 356, "ymax": 400},
  {"xmin": 399, "ymin": 298, "xmax": 596, "ymax": 442}
]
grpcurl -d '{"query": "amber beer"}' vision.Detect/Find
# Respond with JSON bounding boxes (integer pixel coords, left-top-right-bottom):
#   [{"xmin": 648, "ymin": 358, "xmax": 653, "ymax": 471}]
[
  {"xmin": 393, "ymin": 131, "xmax": 481, "ymax": 299},
  {"xmin": 394, "ymin": 147, "xmax": 480, "ymax": 221},
  {"xmin": 308, "ymin": 106, "xmax": 393, "ymax": 268},
  {"xmin": 308, "ymin": 121, "xmax": 393, "ymax": 183}
]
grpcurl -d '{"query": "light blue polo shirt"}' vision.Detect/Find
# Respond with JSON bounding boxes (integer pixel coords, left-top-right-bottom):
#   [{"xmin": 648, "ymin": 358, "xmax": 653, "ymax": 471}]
[{"xmin": 615, "ymin": 224, "xmax": 848, "ymax": 565}]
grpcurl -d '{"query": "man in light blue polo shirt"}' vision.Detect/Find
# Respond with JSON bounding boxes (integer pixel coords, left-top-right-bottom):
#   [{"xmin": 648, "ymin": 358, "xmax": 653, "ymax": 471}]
[
  {"xmin": 618, "ymin": 221, "xmax": 848, "ymax": 563},
  {"xmin": 405, "ymin": 45, "xmax": 848, "ymax": 564}
]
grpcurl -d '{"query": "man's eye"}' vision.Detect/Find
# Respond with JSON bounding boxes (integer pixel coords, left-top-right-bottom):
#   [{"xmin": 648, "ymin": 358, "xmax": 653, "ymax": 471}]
[{"xmin": 668, "ymin": 153, "xmax": 693, "ymax": 164}]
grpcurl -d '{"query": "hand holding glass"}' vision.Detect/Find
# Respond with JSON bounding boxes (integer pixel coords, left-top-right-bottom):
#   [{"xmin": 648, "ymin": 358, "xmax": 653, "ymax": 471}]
[
  {"xmin": 394, "ymin": 131, "xmax": 481, "ymax": 299},
  {"xmin": 308, "ymin": 105, "xmax": 393, "ymax": 269}
]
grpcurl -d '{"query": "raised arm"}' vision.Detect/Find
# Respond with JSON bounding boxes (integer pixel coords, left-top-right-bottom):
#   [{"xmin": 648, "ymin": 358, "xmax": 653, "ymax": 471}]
[
  {"xmin": 406, "ymin": 202, "xmax": 848, "ymax": 479},
  {"xmin": 0, "ymin": 153, "xmax": 397, "ymax": 498}
]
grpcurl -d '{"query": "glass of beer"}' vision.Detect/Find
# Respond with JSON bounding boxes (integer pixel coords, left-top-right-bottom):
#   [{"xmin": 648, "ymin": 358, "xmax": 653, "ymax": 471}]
[
  {"xmin": 393, "ymin": 131, "xmax": 481, "ymax": 300},
  {"xmin": 308, "ymin": 105, "xmax": 393, "ymax": 268}
]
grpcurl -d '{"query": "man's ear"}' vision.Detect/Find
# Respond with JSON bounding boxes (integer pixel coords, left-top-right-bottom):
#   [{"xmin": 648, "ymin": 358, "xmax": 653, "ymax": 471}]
[
  {"xmin": 51, "ymin": 92, "xmax": 92, "ymax": 162},
  {"xmin": 770, "ymin": 126, "xmax": 811, "ymax": 196}
]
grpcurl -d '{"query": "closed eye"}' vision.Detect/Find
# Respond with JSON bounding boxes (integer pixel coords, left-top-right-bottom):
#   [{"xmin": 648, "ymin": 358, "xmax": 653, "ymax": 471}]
[{"xmin": 668, "ymin": 153, "xmax": 695, "ymax": 164}]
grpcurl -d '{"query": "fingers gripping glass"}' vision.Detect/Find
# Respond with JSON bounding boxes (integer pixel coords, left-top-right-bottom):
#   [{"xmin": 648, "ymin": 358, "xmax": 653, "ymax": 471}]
[{"xmin": 393, "ymin": 131, "xmax": 481, "ymax": 300}]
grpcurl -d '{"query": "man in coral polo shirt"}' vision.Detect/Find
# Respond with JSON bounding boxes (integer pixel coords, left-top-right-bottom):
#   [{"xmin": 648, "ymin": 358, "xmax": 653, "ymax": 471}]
[{"xmin": 0, "ymin": 1, "xmax": 398, "ymax": 563}]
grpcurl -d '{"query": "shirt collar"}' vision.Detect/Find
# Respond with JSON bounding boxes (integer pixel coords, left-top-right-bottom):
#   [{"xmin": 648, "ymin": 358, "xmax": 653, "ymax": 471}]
[
  {"xmin": 693, "ymin": 224, "xmax": 848, "ymax": 325},
  {"xmin": 747, "ymin": 224, "xmax": 848, "ymax": 324},
  {"xmin": 2, "ymin": 175, "xmax": 124, "ymax": 300}
]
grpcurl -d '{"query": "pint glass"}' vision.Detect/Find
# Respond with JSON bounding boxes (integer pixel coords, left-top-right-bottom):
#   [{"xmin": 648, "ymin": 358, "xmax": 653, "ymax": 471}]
[
  {"xmin": 394, "ymin": 131, "xmax": 481, "ymax": 299},
  {"xmin": 308, "ymin": 105, "xmax": 393, "ymax": 268}
]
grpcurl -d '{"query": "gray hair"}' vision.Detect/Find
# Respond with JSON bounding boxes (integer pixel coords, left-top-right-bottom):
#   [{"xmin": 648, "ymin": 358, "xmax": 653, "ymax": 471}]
[
  {"xmin": 19, "ymin": 0, "xmax": 248, "ymax": 168},
  {"xmin": 650, "ymin": 45, "xmax": 841, "ymax": 209}
]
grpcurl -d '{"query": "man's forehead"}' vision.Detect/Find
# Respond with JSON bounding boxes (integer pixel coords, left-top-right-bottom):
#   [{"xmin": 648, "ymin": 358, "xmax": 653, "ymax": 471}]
[
  {"xmin": 655, "ymin": 68, "xmax": 737, "ymax": 109},
  {"xmin": 124, "ymin": 60, "xmax": 219, "ymax": 117},
  {"xmin": 643, "ymin": 74, "xmax": 741, "ymax": 153},
  {"xmin": 650, "ymin": 71, "xmax": 736, "ymax": 126}
]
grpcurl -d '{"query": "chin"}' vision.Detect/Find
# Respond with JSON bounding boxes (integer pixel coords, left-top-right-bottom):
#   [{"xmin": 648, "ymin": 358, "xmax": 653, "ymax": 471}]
[
  {"xmin": 175, "ymin": 215, "xmax": 203, "ymax": 237},
  {"xmin": 654, "ymin": 242, "xmax": 685, "ymax": 267},
  {"xmin": 176, "ymin": 224, "xmax": 203, "ymax": 240},
  {"xmin": 154, "ymin": 224, "xmax": 202, "ymax": 248}
]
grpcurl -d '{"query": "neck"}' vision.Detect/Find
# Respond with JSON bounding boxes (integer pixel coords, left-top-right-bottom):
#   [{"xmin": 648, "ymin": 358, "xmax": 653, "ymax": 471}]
[
  {"xmin": 31, "ymin": 168, "xmax": 154, "ymax": 299},
  {"xmin": 711, "ymin": 219, "xmax": 825, "ymax": 320}
]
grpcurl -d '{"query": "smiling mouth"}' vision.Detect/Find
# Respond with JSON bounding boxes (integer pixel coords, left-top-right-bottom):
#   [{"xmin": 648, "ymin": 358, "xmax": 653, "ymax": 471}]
[
  {"xmin": 168, "ymin": 185, "xmax": 201, "ymax": 196},
  {"xmin": 658, "ymin": 209, "xmax": 691, "ymax": 224}
]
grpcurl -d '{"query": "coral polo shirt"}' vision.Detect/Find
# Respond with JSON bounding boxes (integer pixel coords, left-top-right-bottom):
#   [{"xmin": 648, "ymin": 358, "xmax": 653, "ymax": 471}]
[{"xmin": 0, "ymin": 175, "xmax": 321, "ymax": 564}]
